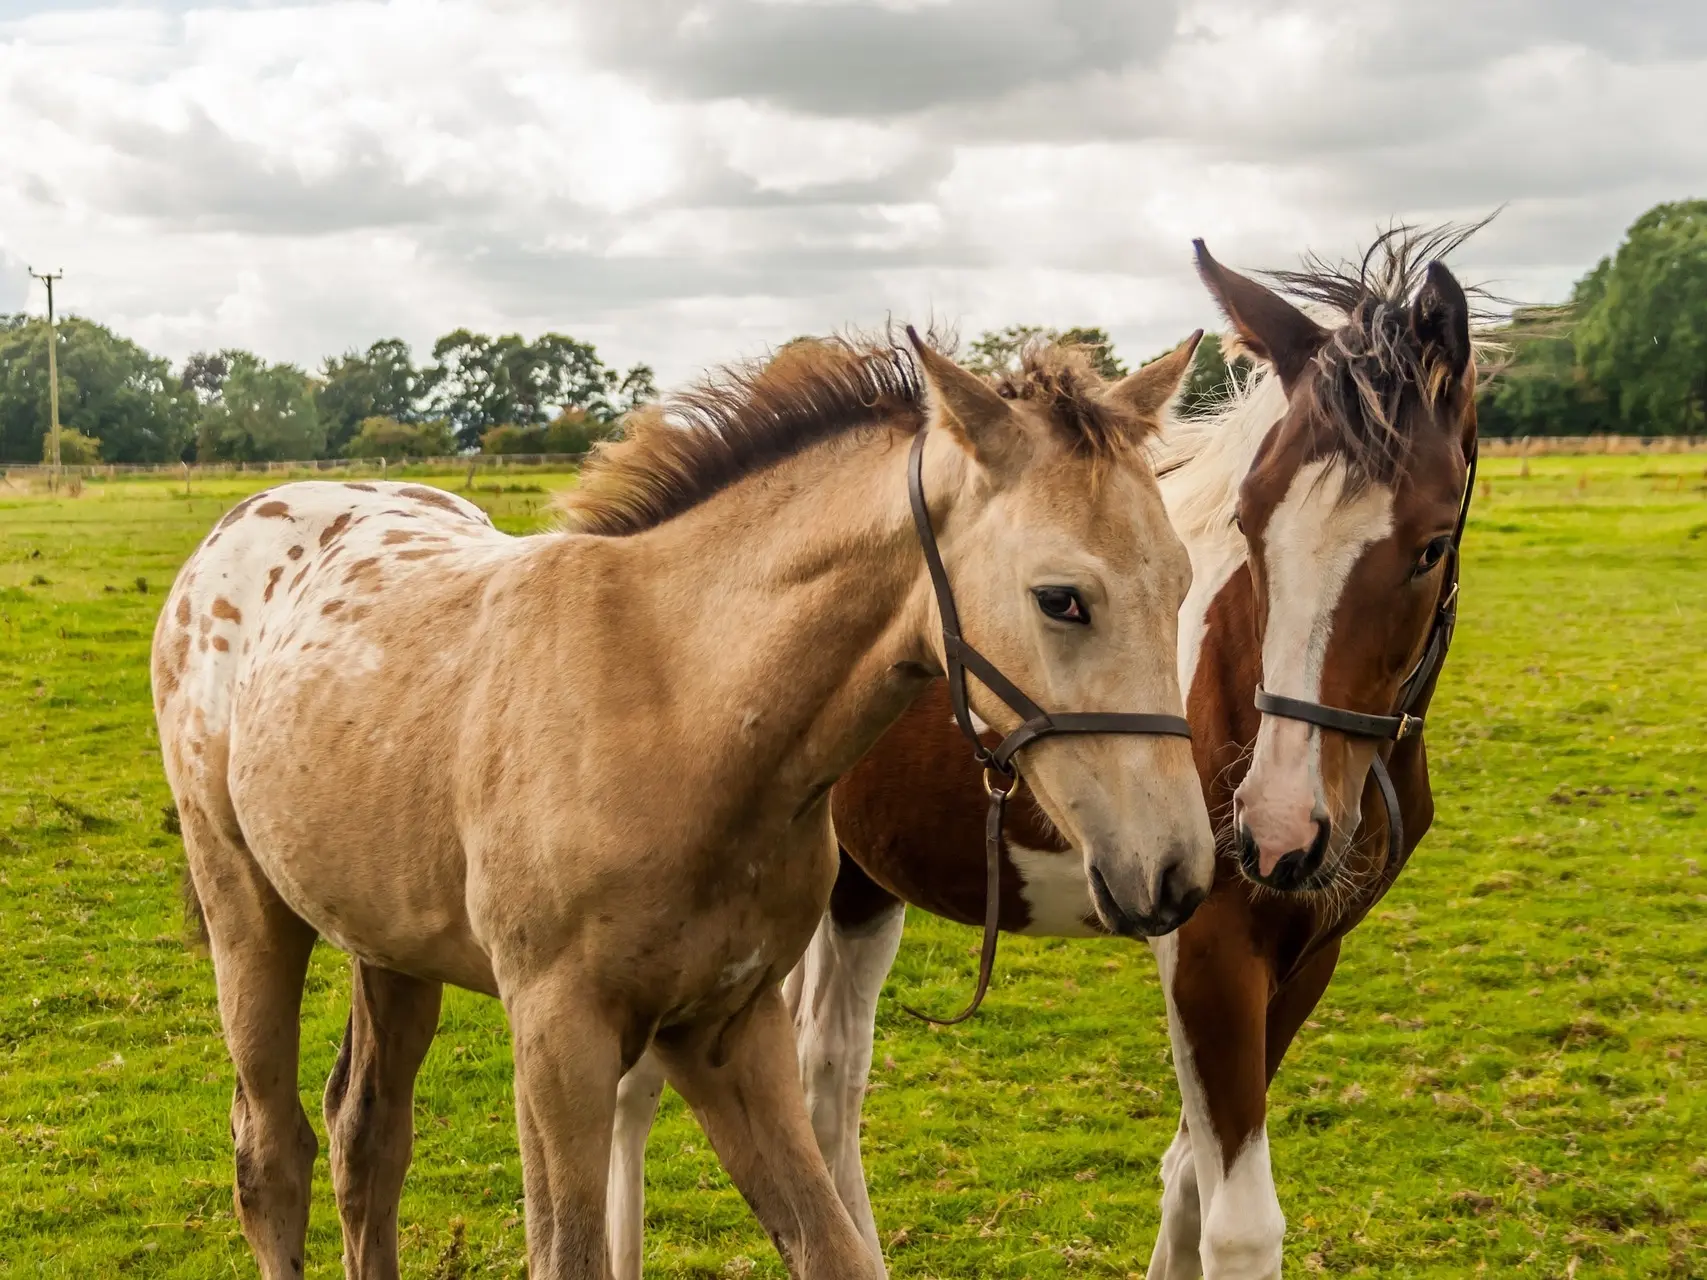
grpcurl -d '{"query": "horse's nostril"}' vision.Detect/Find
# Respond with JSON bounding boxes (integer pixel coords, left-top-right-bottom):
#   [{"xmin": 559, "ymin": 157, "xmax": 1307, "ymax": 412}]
[
  {"xmin": 1307, "ymin": 816, "xmax": 1331, "ymax": 865},
  {"xmin": 1236, "ymin": 823, "xmax": 1261, "ymax": 877}
]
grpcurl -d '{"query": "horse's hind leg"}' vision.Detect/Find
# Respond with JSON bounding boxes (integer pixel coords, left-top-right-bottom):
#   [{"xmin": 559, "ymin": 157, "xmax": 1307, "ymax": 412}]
[
  {"xmin": 782, "ymin": 895, "xmax": 904, "ymax": 1268},
  {"xmin": 182, "ymin": 802, "xmax": 319, "ymax": 1279},
  {"xmin": 324, "ymin": 959, "xmax": 443, "ymax": 1280},
  {"xmin": 657, "ymin": 988, "xmax": 884, "ymax": 1280},
  {"xmin": 607, "ymin": 1051, "xmax": 667, "ymax": 1280}
]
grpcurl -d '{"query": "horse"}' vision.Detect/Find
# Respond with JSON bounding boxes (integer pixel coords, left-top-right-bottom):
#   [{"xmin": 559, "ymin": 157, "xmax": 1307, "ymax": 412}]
[
  {"xmin": 151, "ymin": 328, "xmax": 1217, "ymax": 1279},
  {"xmin": 607, "ymin": 226, "xmax": 1482, "ymax": 1280}
]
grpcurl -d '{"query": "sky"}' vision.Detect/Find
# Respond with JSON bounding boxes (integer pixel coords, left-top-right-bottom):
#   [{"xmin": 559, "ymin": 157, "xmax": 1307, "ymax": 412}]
[{"xmin": 2, "ymin": 0, "xmax": 1704, "ymax": 385}]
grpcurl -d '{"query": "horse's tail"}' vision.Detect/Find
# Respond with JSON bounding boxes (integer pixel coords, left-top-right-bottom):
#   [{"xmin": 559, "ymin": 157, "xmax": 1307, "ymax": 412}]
[
  {"xmin": 164, "ymin": 803, "xmax": 210, "ymax": 948},
  {"xmin": 181, "ymin": 862, "xmax": 210, "ymax": 949}
]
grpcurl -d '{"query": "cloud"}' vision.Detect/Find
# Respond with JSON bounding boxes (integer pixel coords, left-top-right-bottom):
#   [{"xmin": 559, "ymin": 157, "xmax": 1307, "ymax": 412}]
[
  {"xmin": 581, "ymin": 0, "xmax": 1183, "ymax": 117},
  {"xmin": 0, "ymin": 0, "xmax": 1703, "ymax": 385}
]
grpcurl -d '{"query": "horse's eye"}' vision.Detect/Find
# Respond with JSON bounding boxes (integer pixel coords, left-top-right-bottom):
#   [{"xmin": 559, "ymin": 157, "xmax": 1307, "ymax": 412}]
[
  {"xmin": 1413, "ymin": 536, "xmax": 1451, "ymax": 578},
  {"xmin": 1033, "ymin": 586, "xmax": 1089, "ymax": 625}
]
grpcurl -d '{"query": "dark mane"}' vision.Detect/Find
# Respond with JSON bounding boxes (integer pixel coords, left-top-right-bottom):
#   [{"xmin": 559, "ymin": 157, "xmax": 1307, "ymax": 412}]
[
  {"xmin": 561, "ymin": 332, "xmax": 1142, "ymax": 536},
  {"xmin": 560, "ymin": 335, "xmax": 925, "ymax": 536},
  {"xmin": 1265, "ymin": 220, "xmax": 1495, "ymax": 485}
]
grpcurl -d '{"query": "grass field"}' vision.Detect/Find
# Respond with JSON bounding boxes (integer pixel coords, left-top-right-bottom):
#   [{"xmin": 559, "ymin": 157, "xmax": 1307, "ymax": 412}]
[{"xmin": 1, "ymin": 457, "xmax": 1703, "ymax": 1277}]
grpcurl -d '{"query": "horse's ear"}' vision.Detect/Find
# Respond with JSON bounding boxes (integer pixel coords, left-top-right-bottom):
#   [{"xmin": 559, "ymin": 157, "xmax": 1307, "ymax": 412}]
[
  {"xmin": 1105, "ymin": 329, "xmax": 1203, "ymax": 425},
  {"xmin": 1193, "ymin": 239, "xmax": 1328, "ymax": 392},
  {"xmin": 906, "ymin": 326, "xmax": 1018, "ymax": 469},
  {"xmin": 1412, "ymin": 259, "xmax": 1473, "ymax": 383}
]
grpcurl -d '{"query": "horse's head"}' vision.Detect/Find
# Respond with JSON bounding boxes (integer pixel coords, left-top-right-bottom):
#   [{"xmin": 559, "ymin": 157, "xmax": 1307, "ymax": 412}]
[
  {"xmin": 910, "ymin": 332, "xmax": 1215, "ymax": 936},
  {"xmin": 1194, "ymin": 231, "xmax": 1478, "ymax": 891}
]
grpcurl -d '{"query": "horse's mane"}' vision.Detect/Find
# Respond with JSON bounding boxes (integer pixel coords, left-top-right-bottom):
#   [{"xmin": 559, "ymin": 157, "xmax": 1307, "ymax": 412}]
[
  {"xmin": 561, "ymin": 332, "xmax": 1144, "ymax": 536},
  {"xmin": 1269, "ymin": 220, "xmax": 1496, "ymax": 487},
  {"xmin": 1151, "ymin": 365, "xmax": 1287, "ymax": 541},
  {"xmin": 1154, "ymin": 222, "xmax": 1497, "ymax": 528}
]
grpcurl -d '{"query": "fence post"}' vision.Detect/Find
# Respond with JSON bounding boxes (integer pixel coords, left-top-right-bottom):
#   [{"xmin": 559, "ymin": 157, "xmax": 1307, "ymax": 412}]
[{"xmin": 380, "ymin": 457, "xmax": 388, "ymax": 482}]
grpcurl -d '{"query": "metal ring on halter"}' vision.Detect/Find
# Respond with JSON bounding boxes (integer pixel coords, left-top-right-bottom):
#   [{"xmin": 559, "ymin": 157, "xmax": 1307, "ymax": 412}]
[{"xmin": 983, "ymin": 766, "xmax": 1019, "ymax": 801}]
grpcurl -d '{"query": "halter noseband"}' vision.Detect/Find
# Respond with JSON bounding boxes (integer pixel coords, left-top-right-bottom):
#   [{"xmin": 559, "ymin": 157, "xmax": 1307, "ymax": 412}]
[
  {"xmin": 1251, "ymin": 441, "xmax": 1477, "ymax": 875},
  {"xmin": 899, "ymin": 426, "xmax": 1193, "ymax": 1024}
]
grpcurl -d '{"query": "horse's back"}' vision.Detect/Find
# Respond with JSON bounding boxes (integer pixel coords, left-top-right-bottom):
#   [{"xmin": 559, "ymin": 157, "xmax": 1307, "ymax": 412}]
[{"xmin": 152, "ymin": 481, "xmax": 502, "ymax": 816}]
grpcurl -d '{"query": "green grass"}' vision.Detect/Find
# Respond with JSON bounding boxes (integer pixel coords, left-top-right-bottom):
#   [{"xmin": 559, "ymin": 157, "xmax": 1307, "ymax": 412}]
[{"xmin": 1, "ymin": 457, "xmax": 1703, "ymax": 1277}]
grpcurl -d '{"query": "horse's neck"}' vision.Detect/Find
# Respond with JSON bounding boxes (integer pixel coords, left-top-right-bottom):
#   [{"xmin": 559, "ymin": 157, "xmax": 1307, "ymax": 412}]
[{"xmin": 625, "ymin": 430, "xmax": 939, "ymax": 812}]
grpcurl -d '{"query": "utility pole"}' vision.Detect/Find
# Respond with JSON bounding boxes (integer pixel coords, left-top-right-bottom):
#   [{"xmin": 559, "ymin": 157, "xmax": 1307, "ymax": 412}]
[{"xmin": 28, "ymin": 268, "xmax": 64, "ymax": 490}]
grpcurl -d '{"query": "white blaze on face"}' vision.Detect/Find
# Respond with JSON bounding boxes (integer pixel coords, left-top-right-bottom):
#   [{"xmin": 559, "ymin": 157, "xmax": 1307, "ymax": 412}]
[{"xmin": 1237, "ymin": 459, "xmax": 1394, "ymax": 871}]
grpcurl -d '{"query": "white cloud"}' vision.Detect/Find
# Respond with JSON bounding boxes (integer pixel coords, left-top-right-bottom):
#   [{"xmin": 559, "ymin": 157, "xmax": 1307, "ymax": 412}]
[{"xmin": 0, "ymin": 0, "xmax": 1703, "ymax": 384}]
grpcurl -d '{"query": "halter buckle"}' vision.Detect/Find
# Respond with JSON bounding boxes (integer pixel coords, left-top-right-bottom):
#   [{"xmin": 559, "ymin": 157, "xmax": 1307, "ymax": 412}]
[{"xmin": 1394, "ymin": 713, "xmax": 1423, "ymax": 741}]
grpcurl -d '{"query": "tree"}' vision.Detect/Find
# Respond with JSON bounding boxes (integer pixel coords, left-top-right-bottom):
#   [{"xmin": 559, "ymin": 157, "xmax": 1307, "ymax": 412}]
[
  {"xmin": 45, "ymin": 426, "xmax": 102, "ymax": 465},
  {"xmin": 343, "ymin": 415, "xmax": 457, "ymax": 459},
  {"xmin": 424, "ymin": 330, "xmax": 653, "ymax": 450},
  {"xmin": 0, "ymin": 315, "xmax": 197, "ymax": 463},
  {"xmin": 317, "ymin": 339, "xmax": 422, "ymax": 457},
  {"xmin": 195, "ymin": 354, "xmax": 324, "ymax": 462},
  {"xmin": 1475, "ymin": 307, "xmax": 1608, "ymax": 439},
  {"xmin": 1573, "ymin": 200, "xmax": 1707, "ymax": 435},
  {"xmin": 478, "ymin": 409, "xmax": 621, "ymax": 456},
  {"xmin": 181, "ymin": 350, "xmax": 234, "ymax": 406}
]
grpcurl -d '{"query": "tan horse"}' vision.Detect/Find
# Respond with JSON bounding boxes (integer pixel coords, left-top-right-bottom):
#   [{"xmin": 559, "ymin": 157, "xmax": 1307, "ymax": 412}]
[{"xmin": 151, "ymin": 332, "xmax": 1214, "ymax": 1278}]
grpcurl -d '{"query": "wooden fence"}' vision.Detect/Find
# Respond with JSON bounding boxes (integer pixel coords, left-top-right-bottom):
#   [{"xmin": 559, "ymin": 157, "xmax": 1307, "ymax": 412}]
[{"xmin": 1480, "ymin": 435, "xmax": 1705, "ymax": 457}]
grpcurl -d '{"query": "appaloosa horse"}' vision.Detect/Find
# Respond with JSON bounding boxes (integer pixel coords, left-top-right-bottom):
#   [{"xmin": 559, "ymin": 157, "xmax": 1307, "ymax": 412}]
[
  {"xmin": 609, "ymin": 228, "xmax": 1482, "ymax": 1279},
  {"xmin": 153, "ymin": 329, "xmax": 1216, "ymax": 1278}
]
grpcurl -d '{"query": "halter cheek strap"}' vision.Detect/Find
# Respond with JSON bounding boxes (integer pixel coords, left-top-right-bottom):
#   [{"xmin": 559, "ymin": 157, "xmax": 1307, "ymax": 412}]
[
  {"xmin": 899, "ymin": 427, "xmax": 1193, "ymax": 1024},
  {"xmin": 1251, "ymin": 441, "xmax": 1477, "ymax": 874}
]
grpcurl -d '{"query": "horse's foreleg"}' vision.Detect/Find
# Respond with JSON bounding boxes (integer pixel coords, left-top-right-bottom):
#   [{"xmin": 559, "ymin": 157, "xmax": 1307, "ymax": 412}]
[
  {"xmin": 1146, "ymin": 1117, "xmax": 1202, "ymax": 1279},
  {"xmin": 657, "ymin": 987, "xmax": 885, "ymax": 1280},
  {"xmin": 783, "ymin": 899, "xmax": 905, "ymax": 1269},
  {"xmin": 1263, "ymin": 940, "xmax": 1340, "ymax": 1082},
  {"xmin": 183, "ymin": 804, "xmax": 320, "ymax": 1280},
  {"xmin": 323, "ymin": 959, "xmax": 443, "ymax": 1280},
  {"xmin": 1152, "ymin": 919, "xmax": 1282, "ymax": 1280},
  {"xmin": 605, "ymin": 1052, "xmax": 667, "ymax": 1280},
  {"xmin": 506, "ymin": 973, "xmax": 625, "ymax": 1279}
]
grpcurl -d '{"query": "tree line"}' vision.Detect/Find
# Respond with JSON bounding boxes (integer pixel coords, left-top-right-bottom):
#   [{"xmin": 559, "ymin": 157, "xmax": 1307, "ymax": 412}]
[
  {"xmin": 3, "ymin": 198, "xmax": 1701, "ymax": 466},
  {"xmin": 0, "ymin": 324, "xmax": 657, "ymax": 466}
]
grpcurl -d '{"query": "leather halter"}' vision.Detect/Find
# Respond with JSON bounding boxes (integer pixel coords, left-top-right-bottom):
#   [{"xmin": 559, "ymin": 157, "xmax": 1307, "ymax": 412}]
[
  {"xmin": 899, "ymin": 427, "xmax": 1193, "ymax": 1024},
  {"xmin": 1251, "ymin": 442, "xmax": 1477, "ymax": 875}
]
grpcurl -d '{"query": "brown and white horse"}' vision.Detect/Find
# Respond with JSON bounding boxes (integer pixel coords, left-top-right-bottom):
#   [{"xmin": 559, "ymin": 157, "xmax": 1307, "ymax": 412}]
[
  {"xmin": 154, "ymin": 332, "xmax": 1215, "ymax": 1278},
  {"xmin": 608, "ymin": 229, "xmax": 1482, "ymax": 1279}
]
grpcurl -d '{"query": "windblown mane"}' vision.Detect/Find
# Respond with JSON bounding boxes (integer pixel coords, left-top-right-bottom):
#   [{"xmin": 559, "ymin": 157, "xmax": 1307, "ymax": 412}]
[
  {"xmin": 992, "ymin": 340, "xmax": 1160, "ymax": 462},
  {"xmin": 561, "ymin": 332, "xmax": 1146, "ymax": 536},
  {"xmin": 560, "ymin": 336, "xmax": 924, "ymax": 536},
  {"xmin": 1155, "ymin": 222, "xmax": 1497, "ymax": 530},
  {"xmin": 1267, "ymin": 220, "xmax": 1497, "ymax": 486}
]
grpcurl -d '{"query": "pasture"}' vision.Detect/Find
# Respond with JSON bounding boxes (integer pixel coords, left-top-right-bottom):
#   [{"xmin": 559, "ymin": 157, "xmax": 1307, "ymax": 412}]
[{"xmin": 0, "ymin": 457, "xmax": 1702, "ymax": 1277}]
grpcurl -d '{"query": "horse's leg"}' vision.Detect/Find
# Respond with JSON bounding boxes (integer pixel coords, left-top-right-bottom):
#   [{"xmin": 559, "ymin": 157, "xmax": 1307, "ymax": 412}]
[
  {"xmin": 1153, "ymin": 915, "xmax": 1282, "ymax": 1280},
  {"xmin": 323, "ymin": 959, "xmax": 443, "ymax": 1280},
  {"xmin": 1145, "ymin": 1115, "xmax": 1202, "ymax": 1280},
  {"xmin": 606, "ymin": 1051, "xmax": 667, "ymax": 1280},
  {"xmin": 506, "ymin": 971, "xmax": 625, "ymax": 1279},
  {"xmin": 782, "ymin": 894, "xmax": 905, "ymax": 1268},
  {"xmin": 1263, "ymin": 940, "xmax": 1340, "ymax": 1082},
  {"xmin": 656, "ymin": 987, "xmax": 885, "ymax": 1280},
  {"xmin": 183, "ymin": 803, "xmax": 320, "ymax": 1279}
]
